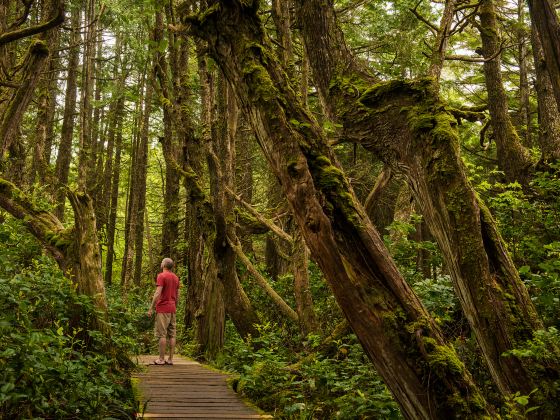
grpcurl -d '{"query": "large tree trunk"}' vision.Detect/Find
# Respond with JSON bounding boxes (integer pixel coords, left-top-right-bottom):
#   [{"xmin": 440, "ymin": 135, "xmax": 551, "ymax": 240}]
[
  {"xmin": 527, "ymin": 0, "xmax": 560, "ymax": 112},
  {"xmin": 531, "ymin": 21, "xmax": 560, "ymax": 162},
  {"xmin": 478, "ymin": 0, "xmax": 533, "ymax": 183},
  {"xmin": 185, "ymin": 3, "xmax": 489, "ymax": 418},
  {"xmin": 0, "ymin": 40, "xmax": 49, "ymax": 157},
  {"xmin": 0, "ymin": 179, "xmax": 108, "ymax": 325},
  {"xmin": 296, "ymin": 0, "xmax": 557, "ymax": 410}
]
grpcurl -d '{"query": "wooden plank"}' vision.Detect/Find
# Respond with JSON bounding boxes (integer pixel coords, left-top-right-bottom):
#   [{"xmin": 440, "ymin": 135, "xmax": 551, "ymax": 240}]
[{"xmin": 134, "ymin": 355, "xmax": 269, "ymax": 419}]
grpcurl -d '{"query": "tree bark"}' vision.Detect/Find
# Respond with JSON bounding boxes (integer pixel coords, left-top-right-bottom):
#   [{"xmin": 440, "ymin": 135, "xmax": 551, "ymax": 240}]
[
  {"xmin": 531, "ymin": 21, "xmax": 560, "ymax": 162},
  {"xmin": 185, "ymin": 3, "xmax": 489, "ymax": 417},
  {"xmin": 527, "ymin": 0, "xmax": 560, "ymax": 112}
]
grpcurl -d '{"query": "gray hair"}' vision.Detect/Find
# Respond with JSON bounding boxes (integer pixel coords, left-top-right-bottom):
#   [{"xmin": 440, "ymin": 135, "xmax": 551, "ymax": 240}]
[{"xmin": 161, "ymin": 258, "xmax": 174, "ymax": 270}]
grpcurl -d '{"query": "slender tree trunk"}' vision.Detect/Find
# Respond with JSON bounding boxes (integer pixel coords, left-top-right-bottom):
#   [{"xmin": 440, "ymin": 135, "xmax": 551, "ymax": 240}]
[
  {"xmin": 478, "ymin": 0, "xmax": 533, "ymax": 184},
  {"xmin": 78, "ymin": 0, "xmax": 97, "ymax": 191},
  {"xmin": 155, "ymin": 6, "xmax": 181, "ymax": 263},
  {"xmin": 121, "ymin": 76, "xmax": 144, "ymax": 289},
  {"xmin": 517, "ymin": 0, "xmax": 531, "ymax": 146},
  {"xmin": 186, "ymin": 3, "xmax": 490, "ymax": 417},
  {"xmin": 104, "ymin": 109, "xmax": 124, "ymax": 287},
  {"xmin": 132, "ymin": 77, "xmax": 153, "ymax": 286},
  {"xmin": 99, "ymin": 36, "xmax": 125, "ymax": 232},
  {"xmin": 54, "ymin": 5, "xmax": 80, "ymax": 221},
  {"xmin": 30, "ymin": 14, "xmax": 59, "ymax": 185},
  {"xmin": 293, "ymin": 234, "xmax": 318, "ymax": 335},
  {"xmin": 234, "ymin": 117, "xmax": 255, "ymax": 253},
  {"xmin": 428, "ymin": 0, "xmax": 456, "ymax": 83}
]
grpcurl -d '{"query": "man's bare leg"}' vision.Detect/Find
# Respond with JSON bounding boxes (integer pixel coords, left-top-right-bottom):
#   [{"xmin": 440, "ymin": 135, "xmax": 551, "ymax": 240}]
[
  {"xmin": 159, "ymin": 337, "xmax": 167, "ymax": 361},
  {"xmin": 167, "ymin": 337, "xmax": 176, "ymax": 362}
]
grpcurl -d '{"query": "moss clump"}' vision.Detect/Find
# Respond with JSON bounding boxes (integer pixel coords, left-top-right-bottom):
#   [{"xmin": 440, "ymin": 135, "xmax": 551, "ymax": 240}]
[
  {"xmin": 424, "ymin": 338, "xmax": 466, "ymax": 375},
  {"xmin": 358, "ymin": 78, "xmax": 436, "ymax": 109},
  {"xmin": 45, "ymin": 228, "xmax": 73, "ymax": 250}
]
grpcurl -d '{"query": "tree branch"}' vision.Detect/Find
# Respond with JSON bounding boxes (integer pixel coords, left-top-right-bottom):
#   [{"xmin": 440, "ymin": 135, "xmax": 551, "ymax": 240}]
[
  {"xmin": 225, "ymin": 186, "xmax": 293, "ymax": 243},
  {"xmin": 0, "ymin": 177, "xmax": 68, "ymax": 265},
  {"xmin": 228, "ymin": 235, "xmax": 299, "ymax": 322},
  {"xmin": 408, "ymin": 2, "xmax": 439, "ymax": 35},
  {"xmin": 0, "ymin": 1, "xmax": 64, "ymax": 46}
]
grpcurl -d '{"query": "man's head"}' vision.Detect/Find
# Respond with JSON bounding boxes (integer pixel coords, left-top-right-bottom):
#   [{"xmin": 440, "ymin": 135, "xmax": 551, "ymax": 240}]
[{"xmin": 161, "ymin": 258, "xmax": 174, "ymax": 271}]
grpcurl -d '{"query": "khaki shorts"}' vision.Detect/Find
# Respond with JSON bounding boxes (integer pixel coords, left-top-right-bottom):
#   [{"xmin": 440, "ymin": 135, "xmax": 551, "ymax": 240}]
[{"xmin": 154, "ymin": 313, "xmax": 176, "ymax": 339}]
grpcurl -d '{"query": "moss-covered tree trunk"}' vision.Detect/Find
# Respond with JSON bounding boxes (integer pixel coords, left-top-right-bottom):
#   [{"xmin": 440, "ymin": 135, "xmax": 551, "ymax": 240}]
[
  {"xmin": 527, "ymin": 0, "xmax": 560, "ymax": 111},
  {"xmin": 531, "ymin": 21, "xmax": 560, "ymax": 162},
  {"xmin": 185, "ymin": 2, "xmax": 490, "ymax": 418},
  {"xmin": 477, "ymin": 0, "xmax": 533, "ymax": 183},
  {"xmin": 0, "ymin": 179, "xmax": 108, "ymax": 329},
  {"xmin": 297, "ymin": 0, "xmax": 558, "ymax": 411}
]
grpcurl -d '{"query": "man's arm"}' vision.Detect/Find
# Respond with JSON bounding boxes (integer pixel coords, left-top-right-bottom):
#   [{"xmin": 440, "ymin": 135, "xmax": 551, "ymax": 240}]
[{"xmin": 147, "ymin": 286, "xmax": 163, "ymax": 316}]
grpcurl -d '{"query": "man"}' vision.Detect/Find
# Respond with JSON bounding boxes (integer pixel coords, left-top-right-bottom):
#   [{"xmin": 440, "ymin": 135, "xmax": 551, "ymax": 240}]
[{"xmin": 147, "ymin": 258, "xmax": 180, "ymax": 365}]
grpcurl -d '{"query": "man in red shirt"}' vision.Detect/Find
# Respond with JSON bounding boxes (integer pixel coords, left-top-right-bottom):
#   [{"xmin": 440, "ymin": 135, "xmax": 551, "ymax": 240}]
[{"xmin": 147, "ymin": 258, "xmax": 180, "ymax": 365}]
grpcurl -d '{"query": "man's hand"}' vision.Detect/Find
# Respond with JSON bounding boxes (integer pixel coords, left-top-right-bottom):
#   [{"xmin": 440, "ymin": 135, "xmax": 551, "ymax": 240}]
[{"xmin": 147, "ymin": 308, "xmax": 153, "ymax": 317}]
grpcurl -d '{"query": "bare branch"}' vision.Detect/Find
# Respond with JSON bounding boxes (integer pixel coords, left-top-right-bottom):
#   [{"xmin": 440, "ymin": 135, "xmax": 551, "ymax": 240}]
[
  {"xmin": 227, "ymin": 235, "xmax": 299, "ymax": 321},
  {"xmin": 225, "ymin": 186, "xmax": 293, "ymax": 243},
  {"xmin": 408, "ymin": 1, "xmax": 439, "ymax": 35}
]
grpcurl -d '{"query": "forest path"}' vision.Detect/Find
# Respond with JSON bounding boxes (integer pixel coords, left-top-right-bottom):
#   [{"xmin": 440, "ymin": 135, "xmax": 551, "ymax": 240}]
[{"xmin": 134, "ymin": 355, "xmax": 271, "ymax": 419}]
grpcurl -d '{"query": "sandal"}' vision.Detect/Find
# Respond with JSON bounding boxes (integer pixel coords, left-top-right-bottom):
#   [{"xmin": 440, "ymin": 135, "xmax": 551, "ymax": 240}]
[
  {"xmin": 153, "ymin": 359, "xmax": 166, "ymax": 365},
  {"xmin": 165, "ymin": 360, "xmax": 173, "ymax": 365}
]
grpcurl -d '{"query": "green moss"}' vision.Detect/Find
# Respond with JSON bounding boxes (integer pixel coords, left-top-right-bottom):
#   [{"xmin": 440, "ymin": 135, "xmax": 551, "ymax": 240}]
[
  {"xmin": 45, "ymin": 228, "xmax": 73, "ymax": 250},
  {"xmin": 357, "ymin": 78, "xmax": 436, "ymax": 109},
  {"xmin": 424, "ymin": 339, "xmax": 466, "ymax": 375}
]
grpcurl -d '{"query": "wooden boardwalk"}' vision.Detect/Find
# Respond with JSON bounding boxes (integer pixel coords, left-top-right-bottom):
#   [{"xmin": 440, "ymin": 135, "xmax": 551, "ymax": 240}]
[{"xmin": 134, "ymin": 355, "xmax": 271, "ymax": 419}]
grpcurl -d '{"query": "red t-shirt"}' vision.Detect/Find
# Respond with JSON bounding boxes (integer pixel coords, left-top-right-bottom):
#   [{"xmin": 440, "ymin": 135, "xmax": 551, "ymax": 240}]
[{"xmin": 155, "ymin": 271, "xmax": 180, "ymax": 313}]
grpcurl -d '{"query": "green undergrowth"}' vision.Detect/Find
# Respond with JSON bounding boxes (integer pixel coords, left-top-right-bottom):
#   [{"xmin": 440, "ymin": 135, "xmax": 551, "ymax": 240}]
[
  {"xmin": 211, "ymin": 323, "xmax": 401, "ymax": 419},
  {"xmin": 0, "ymin": 218, "xmax": 140, "ymax": 419}
]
